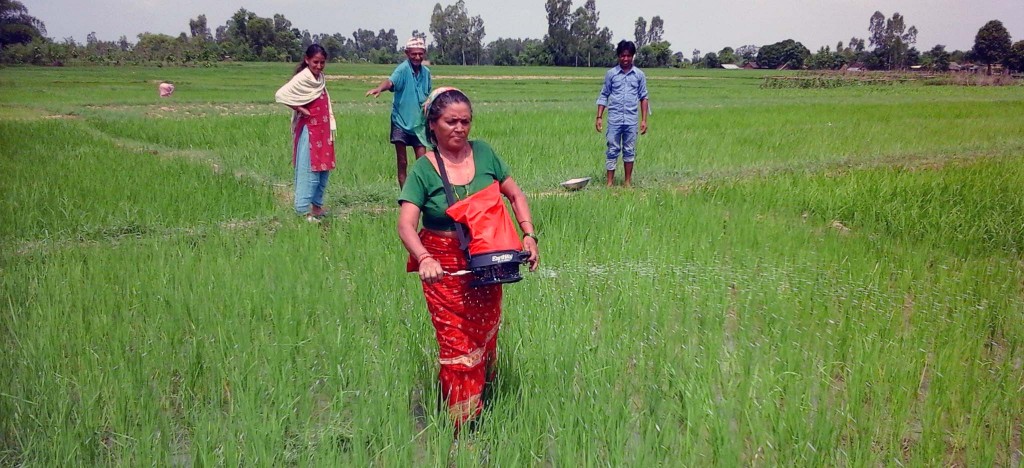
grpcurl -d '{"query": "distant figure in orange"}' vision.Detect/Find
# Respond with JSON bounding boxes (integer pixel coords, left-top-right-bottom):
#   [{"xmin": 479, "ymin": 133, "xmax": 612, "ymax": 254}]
[{"xmin": 158, "ymin": 82, "xmax": 174, "ymax": 97}]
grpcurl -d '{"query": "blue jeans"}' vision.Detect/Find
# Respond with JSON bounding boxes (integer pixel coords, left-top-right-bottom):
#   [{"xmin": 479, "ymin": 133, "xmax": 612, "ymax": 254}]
[
  {"xmin": 605, "ymin": 124, "xmax": 638, "ymax": 171},
  {"xmin": 294, "ymin": 125, "xmax": 330, "ymax": 214}
]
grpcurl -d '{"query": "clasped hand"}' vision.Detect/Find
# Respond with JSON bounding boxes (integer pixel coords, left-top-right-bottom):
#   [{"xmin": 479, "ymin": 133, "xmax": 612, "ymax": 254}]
[
  {"xmin": 418, "ymin": 257, "xmax": 445, "ymax": 284},
  {"xmin": 523, "ymin": 237, "xmax": 539, "ymax": 272}
]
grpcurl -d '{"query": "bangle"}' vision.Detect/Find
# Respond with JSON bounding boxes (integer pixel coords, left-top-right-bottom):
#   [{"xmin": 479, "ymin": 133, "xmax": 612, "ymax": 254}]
[
  {"xmin": 523, "ymin": 233, "xmax": 539, "ymax": 244},
  {"xmin": 596, "ymin": 116, "xmax": 602, "ymax": 119},
  {"xmin": 518, "ymin": 220, "xmax": 533, "ymax": 227},
  {"xmin": 416, "ymin": 252, "xmax": 433, "ymax": 262}
]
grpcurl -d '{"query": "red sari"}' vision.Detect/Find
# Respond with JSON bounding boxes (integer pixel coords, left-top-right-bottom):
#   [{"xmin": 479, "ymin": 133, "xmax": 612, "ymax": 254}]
[
  {"xmin": 408, "ymin": 230, "xmax": 502, "ymax": 428},
  {"xmin": 292, "ymin": 91, "xmax": 336, "ymax": 172}
]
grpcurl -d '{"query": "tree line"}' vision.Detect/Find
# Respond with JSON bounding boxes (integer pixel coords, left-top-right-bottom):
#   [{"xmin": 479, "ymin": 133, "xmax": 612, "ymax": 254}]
[
  {"xmin": 0, "ymin": 0, "xmax": 678, "ymax": 68},
  {"xmin": 697, "ymin": 13, "xmax": 1023, "ymax": 74},
  {"xmin": 2, "ymin": 0, "xmax": 1022, "ymax": 73}
]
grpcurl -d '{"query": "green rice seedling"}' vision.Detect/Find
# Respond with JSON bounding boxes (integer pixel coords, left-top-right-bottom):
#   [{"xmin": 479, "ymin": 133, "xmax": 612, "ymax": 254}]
[
  {"xmin": 1, "ymin": 63, "xmax": 1022, "ymax": 466},
  {"xmin": 0, "ymin": 119, "xmax": 276, "ymax": 243}
]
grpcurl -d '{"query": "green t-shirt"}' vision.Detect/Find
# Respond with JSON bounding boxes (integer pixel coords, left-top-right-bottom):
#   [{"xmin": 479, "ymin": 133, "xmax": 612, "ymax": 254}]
[{"xmin": 399, "ymin": 140, "xmax": 511, "ymax": 231}]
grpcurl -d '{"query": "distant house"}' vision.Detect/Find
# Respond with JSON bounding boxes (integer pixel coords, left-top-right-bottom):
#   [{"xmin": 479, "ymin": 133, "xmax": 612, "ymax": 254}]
[
  {"xmin": 742, "ymin": 62, "xmax": 760, "ymax": 69},
  {"xmin": 949, "ymin": 62, "xmax": 961, "ymax": 71},
  {"xmin": 844, "ymin": 62, "xmax": 866, "ymax": 72},
  {"xmin": 721, "ymin": 64, "xmax": 741, "ymax": 70}
]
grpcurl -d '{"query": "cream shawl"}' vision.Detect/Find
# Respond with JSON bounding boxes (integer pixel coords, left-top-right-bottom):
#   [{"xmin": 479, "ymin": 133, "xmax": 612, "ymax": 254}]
[{"xmin": 275, "ymin": 67, "xmax": 337, "ymax": 141}]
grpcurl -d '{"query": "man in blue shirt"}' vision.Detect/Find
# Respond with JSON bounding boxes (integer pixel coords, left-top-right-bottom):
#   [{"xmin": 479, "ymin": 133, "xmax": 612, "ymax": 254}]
[
  {"xmin": 366, "ymin": 37, "xmax": 432, "ymax": 188},
  {"xmin": 596, "ymin": 40, "xmax": 649, "ymax": 187}
]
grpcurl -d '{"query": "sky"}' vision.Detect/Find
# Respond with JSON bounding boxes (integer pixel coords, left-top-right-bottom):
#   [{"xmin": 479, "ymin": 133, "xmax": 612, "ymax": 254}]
[{"xmin": 27, "ymin": 0, "xmax": 1024, "ymax": 56}]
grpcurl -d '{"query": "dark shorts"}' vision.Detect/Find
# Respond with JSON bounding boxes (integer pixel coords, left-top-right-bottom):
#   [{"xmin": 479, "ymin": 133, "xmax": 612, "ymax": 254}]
[{"xmin": 390, "ymin": 122, "xmax": 423, "ymax": 147}]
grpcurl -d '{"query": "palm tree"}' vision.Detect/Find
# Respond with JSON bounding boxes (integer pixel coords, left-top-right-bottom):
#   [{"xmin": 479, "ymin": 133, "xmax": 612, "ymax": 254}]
[{"xmin": 1, "ymin": 0, "xmax": 47, "ymax": 47}]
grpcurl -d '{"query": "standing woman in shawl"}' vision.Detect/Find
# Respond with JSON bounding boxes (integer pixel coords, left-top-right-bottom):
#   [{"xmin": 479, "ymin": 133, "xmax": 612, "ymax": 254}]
[
  {"xmin": 397, "ymin": 88, "xmax": 539, "ymax": 432},
  {"xmin": 275, "ymin": 44, "xmax": 337, "ymax": 222}
]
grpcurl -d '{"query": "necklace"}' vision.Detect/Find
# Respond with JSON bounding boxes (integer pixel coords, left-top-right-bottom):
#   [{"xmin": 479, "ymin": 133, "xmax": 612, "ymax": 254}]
[
  {"xmin": 436, "ymin": 145, "xmax": 473, "ymax": 201},
  {"xmin": 438, "ymin": 151, "xmax": 465, "ymax": 200},
  {"xmin": 438, "ymin": 146, "xmax": 470, "ymax": 166}
]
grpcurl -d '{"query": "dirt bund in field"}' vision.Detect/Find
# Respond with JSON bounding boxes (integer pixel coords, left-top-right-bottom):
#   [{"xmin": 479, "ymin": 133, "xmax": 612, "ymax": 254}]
[
  {"xmin": 326, "ymin": 74, "xmax": 583, "ymax": 81},
  {"xmin": 326, "ymin": 74, "xmax": 710, "ymax": 81},
  {"xmin": 79, "ymin": 102, "xmax": 280, "ymax": 118}
]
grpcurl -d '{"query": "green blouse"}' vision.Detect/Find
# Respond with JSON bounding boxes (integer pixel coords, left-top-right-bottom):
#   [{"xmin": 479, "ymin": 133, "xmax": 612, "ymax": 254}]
[{"xmin": 398, "ymin": 140, "xmax": 511, "ymax": 231}]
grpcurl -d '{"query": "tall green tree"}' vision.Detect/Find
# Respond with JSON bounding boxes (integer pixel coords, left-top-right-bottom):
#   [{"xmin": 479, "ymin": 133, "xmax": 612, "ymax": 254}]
[
  {"xmin": 633, "ymin": 15, "xmax": 668, "ymax": 66},
  {"xmin": 637, "ymin": 40, "xmax": 672, "ymax": 67},
  {"xmin": 887, "ymin": 13, "xmax": 917, "ymax": 69},
  {"xmin": 646, "ymin": 16, "xmax": 664, "ymax": 44},
  {"xmin": 352, "ymin": 28, "xmax": 376, "ymax": 55},
  {"xmin": 849, "ymin": 37, "xmax": 866, "ymax": 52},
  {"xmin": 429, "ymin": 4, "xmax": 449, "ymax": 59},
  {"xmin": 246, "ymin": 16, "xmax": 275, "ymax": 58},
  {"xmin": 376, "ymin": 28, "xmax": 398, "ymax": 52},
  {"xmin": 316, "ymin": 33, "xmax": 345, "ymax": 60},
  {"xmin": 463, "ymin": 15, "xmax": 485, "ymax": 65},
  {"xmin": 867, "ymin": 11, "xmax": 886, "ymax": 52},
  {"xmin": 189, "ymin": 15, "xmax": 212, "ymax": 42},
  {"xmin": 718, "ymin": 46, "xmax": 736, "ymax": 64},
  {"xmin": 521, "ymin": 39, "xmax": 552, "ymax": 65},
  {"xmin": 921, "ymin": 44, "xmax": 950, "ymax": 71},
  {"xmin": 215, "ymin": 9, "xmax": 299, "ymax": 61},
  {"xmin": 757, "ymin": 39, "xmax": 809, "ymax": 69},
  {"xmin": 134, "ymin": 32, "xmax": 184, "ymax": 62},
  {"xmin": 0, "ymin": 0, "xmax": 46, "ymax": 47},
  {"xmin": 569, "ymin": 0, "xmax": 613, "ymax": 67},
  {"xmin": 1007, "ymin": 40, "xmax": 1024, "ymax": 73},
  {"xmin": 807, "ymin": 45, "xmax": 845, "ymax": 70},
  {"xmin": 867, "ymin": 11, "xmax": 918, "ymax": 69},
  {"xmin": 486, "ymin": 37, "xmax": 520, "ymax": 66},
  {"xmin": 569, "ymin": 1, "xmax": 595, "ymax": 66},
  {"xmin": 701, "ymin": 51, "xmax": 720, "ymax": 68},
  {"xmin": 429, "ymin": 0, "xmax": 485, "ymax": 65},
  {"xmin": 272, "ymin": 14, "xmax": 302, "ymax": 60},
  {"xmin": 972, "ymin": 20, "xmax": 1011, "ymax": 75},
  {"xmin": 544, "ymin": 0, "xmax": 573, "ymax": 66},
  {"xmin": 633, "ymin": 17, "xmax": 647, "ymax": 48},
  {"xmin": 221, "ymin": 9, "xmax": 257, "ymax": 59},
  {"xmin": 736, "ymin": 44, "xmax": 758, "ymax": 64}
]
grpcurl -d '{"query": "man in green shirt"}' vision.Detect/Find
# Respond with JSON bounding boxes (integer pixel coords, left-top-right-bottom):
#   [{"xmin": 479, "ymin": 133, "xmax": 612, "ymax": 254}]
[{"xmin": 366, "ymin": 36, "xmax": 433, "ymax": 188}]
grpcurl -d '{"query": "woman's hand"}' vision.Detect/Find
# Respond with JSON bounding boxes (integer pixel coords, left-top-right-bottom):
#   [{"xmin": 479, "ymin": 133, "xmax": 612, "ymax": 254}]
[
  {"xmin": 523, "ymin": 236, "xmax": 539, "ymax": 272},
  {"xmin": 292, "ymin": 105, "xmax": 310, "ymax": 117},
  {"xmin": 418, "ymin": 256, "xmax": 445, "ymax": 284}
]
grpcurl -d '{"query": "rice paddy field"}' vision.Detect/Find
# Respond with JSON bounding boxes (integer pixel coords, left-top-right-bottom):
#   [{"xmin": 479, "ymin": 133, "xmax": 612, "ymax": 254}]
[{"xmin": 1, "ymin": 62, "xmax": 1023, "ymax": 466}]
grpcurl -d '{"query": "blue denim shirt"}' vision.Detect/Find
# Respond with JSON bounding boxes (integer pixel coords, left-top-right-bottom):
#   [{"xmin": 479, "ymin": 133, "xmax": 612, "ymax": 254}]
[
  {"xmin": 596, "ymin": 65, "xmax": 649, "ymax": 126},
  {"xmin": 389, "ymin": 60, "xmax": 432, "ymax": 132}
]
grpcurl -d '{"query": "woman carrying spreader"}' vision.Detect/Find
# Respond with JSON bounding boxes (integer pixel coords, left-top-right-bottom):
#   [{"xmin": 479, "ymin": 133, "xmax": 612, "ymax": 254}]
[{"xmin": 397, "ymin": 88, "xmax": 539, "ymax": 431}]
